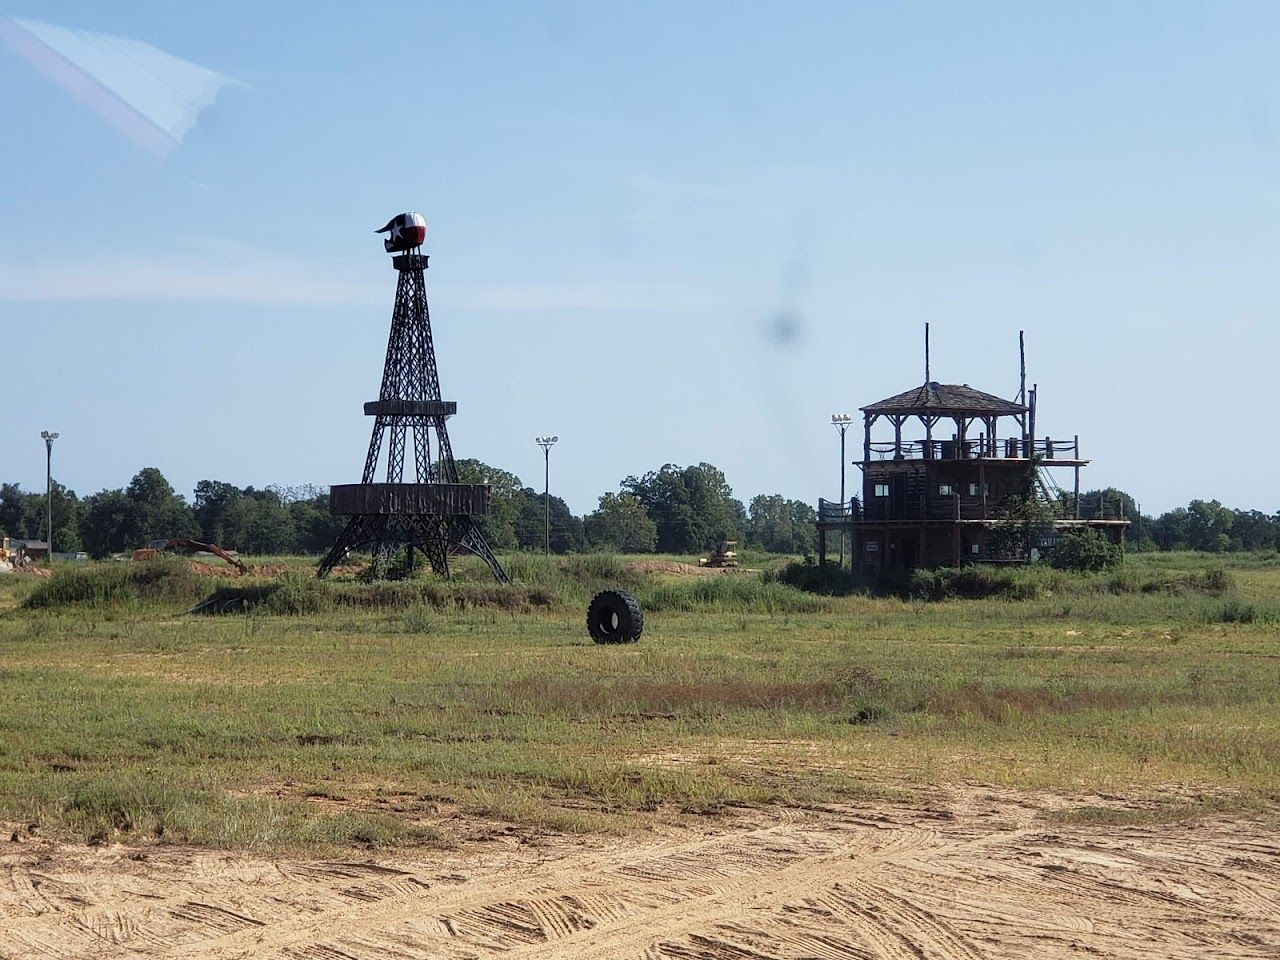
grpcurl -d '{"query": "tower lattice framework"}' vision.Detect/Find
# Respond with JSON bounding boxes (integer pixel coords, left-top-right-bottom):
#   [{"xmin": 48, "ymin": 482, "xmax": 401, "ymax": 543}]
[{"xmin": 317, "ymin": 250, "xmax": 509, "ymax": 582}]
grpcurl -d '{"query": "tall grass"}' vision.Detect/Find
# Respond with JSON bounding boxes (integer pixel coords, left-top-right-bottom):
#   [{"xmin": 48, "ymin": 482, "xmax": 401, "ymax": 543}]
[{"xmin": 24, "ymin": 556, "xmax": 206, "ymax": 610}]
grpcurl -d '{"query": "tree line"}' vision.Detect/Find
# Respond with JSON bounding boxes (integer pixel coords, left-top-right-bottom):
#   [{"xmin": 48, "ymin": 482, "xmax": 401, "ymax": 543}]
[
  {"xmin": 1056, "ymin": 488, "xmax": 1280, "ymax": 553},
  {"xmin": 0, "ymin": 461, "xmax": 819, "ymax": 558},
  {"xmin": 3, "ymin": 468, "xmax": 1277, "ymax": 559}
]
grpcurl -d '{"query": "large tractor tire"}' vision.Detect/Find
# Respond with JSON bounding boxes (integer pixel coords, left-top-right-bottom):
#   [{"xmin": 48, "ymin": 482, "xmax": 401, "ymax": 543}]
[{"xmin": 586, "ymin": 589, "xmax": 644, "ymax": 644}]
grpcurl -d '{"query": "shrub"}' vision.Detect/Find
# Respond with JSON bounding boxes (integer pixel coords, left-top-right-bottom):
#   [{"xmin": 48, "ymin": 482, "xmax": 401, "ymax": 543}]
[
  {"xmin": 1207, "ymin": 600, "xmax": 1277, "ymax": 624},
  {"xmin": 24, "ymin": 557, "xmax": 205, "ymax": 610},
  {"xmin": 1049, "ymin": 529, "xmax": 1122, "ymax": 572},
  {"xmin": 767, "ymin": 558, "xmax": 858, "ymax": 596}
]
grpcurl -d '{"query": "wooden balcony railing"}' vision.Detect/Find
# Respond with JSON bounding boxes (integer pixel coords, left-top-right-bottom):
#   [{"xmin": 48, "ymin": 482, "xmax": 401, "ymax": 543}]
[
  {"xmin": 817, "ymin": 498, "xmax": 861, "ymax": 522},
  {"xmin": 865, "ymin": 437, "xmax": 1080, "ymax": 461}
]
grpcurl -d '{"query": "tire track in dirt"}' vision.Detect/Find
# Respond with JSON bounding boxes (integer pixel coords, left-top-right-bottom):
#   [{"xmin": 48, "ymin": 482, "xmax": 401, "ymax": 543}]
[
  {"xmin": 189, "ymin": 815, "xmax": 994, "ymax": 960},
  {"xmin": 3, "ymin": 802, "xmax": 1279, "ymax": 959},
  {"xmin": 63, "ymin": 812, "xmax": 948, "ymax": 960}
]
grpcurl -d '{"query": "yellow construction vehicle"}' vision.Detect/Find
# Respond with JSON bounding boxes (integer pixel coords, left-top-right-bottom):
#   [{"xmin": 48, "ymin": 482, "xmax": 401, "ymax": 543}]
[{"xmin": 699, "ymin": 540, "xmax": 739, "ymax": 568}]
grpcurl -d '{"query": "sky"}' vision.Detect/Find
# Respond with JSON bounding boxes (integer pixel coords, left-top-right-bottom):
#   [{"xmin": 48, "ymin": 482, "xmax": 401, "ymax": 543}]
[{"xmin": 1, "ymin": 2, "xmax": 1278, "ymax": 517}]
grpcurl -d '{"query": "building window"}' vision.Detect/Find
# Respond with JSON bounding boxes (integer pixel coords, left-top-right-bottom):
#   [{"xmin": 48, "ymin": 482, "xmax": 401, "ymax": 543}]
[
  {"xmin": 938, "ymin": 483, "xmax": 955, "ymax": 496},
  {"xmin": 873, "ymin": 483, "xmax": 889, "ymax": 497},
  {"xmin": 968, "ymin": 482, "xmax": 988, "ymax": 496},
  {"xmin": 970, "ymin": 542, "xmax": 981, "ymax": 556}
]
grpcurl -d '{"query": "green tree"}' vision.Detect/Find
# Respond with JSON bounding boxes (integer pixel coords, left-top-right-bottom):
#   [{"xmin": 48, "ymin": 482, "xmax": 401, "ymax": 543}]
[
  {"xmin": 1230, "ymin": 509, "xmax": 1276, "ymax": 552},
  {"xmin": 514, "ymin": 488, "xmax": 582, "ymax": 553},
  {"xmin": 79, "ymin": 489, "xmax": 133, "ymax": 558},
  {"xmin": 49, "ymin": 481, "xmax": 82, "ymax": 551},
  {"xmin": 193, "ymin": 479, "xmax": 243, "ymax": 545},
  {"xmin": 0, "ymin": 483, "xmax": 40, "ymax": 539},
  {"xmin": 450, "ymin": 459, "xmax": 523, "ymax": 550},
  {"xmin": 746, "ymin": 494, "xmax": 818, "ymax": 554},
  {"xmin": 1070, "ymin": 487, "xmax": 1138, "ymax": 522},
  {"xmin": 238, "ymin": 489, "xmax": 297, "ymax": 554},
  {"xmin": 289, "ymin": 493, "xmax": 346, "ymax": 554},
  {"xmin": 584, "ymin": 492, "xmax": 657, "ymax": 552},
  {"xmin": 0, "ymin": 481, "xmax": 80, "ymax": 550},
  {"xmin": 987, "ymin": 492, "xmax": 1054, "ymax": 561},
  {"xmin": 621, "ymin": 463, "xmax": 739, "ymax": 552},
  {"xmin": 124, "ymin": 467, "xmax": 199, "ymax": 545},
  {"xmin": 1151, "ymin": 507, "xmax": 1189, "ymax": 550},
  {"xmin": 1185, "ymin": 499, "xmax": 1233, "ymax": 553}
]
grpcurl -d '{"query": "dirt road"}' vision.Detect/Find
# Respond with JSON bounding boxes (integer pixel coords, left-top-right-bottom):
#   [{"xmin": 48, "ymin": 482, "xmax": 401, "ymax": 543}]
[{"xmin": 3, "ymin": 789, "xmax": 1277, "ymax": 959}]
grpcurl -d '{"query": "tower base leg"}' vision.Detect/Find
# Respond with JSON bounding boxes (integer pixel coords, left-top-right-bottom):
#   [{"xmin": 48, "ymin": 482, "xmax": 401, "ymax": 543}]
[{"xmin": 316, "ymin": 514, "xmax": 509, "ymax": 584}]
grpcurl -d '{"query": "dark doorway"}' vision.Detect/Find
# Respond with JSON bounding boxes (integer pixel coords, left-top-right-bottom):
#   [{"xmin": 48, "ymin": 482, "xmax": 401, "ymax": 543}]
[{"xmin": 891, "ymin": 475, "xmax": 907, "ymax": 520}]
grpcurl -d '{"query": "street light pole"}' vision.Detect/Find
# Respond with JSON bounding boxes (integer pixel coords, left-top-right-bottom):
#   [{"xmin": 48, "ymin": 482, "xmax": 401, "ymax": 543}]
[
  {"xmin": 831, "ymin": 415, "xmax": 851, "ymax": 570},
  {"xmin": 535, "ymin": 436, "xmax": 558, "ymax": 556},
  {"xmin": 40, "ymin": 430, "xmax": 59, "ymax": 565}
]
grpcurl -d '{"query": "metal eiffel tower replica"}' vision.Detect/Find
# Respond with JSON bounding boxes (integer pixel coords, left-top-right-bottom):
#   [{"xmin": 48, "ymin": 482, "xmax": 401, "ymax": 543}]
[{"xmin": 317, "ymin": 212, "xmax": 509, "ymax": 582}]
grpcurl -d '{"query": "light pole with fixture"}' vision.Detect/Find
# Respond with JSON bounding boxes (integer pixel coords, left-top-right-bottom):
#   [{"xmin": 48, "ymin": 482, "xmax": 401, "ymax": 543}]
[
  {"xmin": 40, "ymin": 431, "xmax": 59, "ymax": 565},
  {"xmin": 831, "ymin": 414, "xmax": 851, "ymax": 569},
  {"xmin": 535, "ymin": 436, "xmax": 558, "ymax": 556}
]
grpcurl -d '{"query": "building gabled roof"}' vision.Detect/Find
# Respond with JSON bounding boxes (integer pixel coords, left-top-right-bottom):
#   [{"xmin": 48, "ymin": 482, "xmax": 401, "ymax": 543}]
[{"xmin": 861, "ymin": 382, "xmax": 1026, "ymax": 417}]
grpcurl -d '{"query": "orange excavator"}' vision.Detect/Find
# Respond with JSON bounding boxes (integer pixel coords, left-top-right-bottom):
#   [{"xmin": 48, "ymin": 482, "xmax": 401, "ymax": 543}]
[{"xmin": 132, "ymin": 538, "xmax": 246, "ymax": 574}]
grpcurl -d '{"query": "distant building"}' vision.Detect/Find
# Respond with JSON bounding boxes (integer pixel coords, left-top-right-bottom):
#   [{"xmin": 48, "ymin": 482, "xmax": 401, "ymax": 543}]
[
  {"xmin": 9, "ymin": 539, "xmax": 50, "ymax": 562},
  {"xmin": 818, "ymin": 375, "xmax": 1127, "ymax": 577}
]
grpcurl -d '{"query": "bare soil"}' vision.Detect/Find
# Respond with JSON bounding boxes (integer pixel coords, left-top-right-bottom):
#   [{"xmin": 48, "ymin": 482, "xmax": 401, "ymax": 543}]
[
  {"xmin": 3, "ymin": 785, "xmax": 1276, "ymax": 959},
  {"xmin": 626, "ymin": 560, "xmax": 747, "ymax": 576}
]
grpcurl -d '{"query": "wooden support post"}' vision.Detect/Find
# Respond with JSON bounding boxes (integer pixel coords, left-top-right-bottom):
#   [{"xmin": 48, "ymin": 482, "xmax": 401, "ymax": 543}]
[
  {"xmin": 863, "ymin": 413, "xmax": 873, "ymax": 464},
  {"xmin": 1073, "ymin": 464, "xmax": 1080, "ymax": 519},
  {"xmin": 980, "ymin": 460, "xmax": 987, "ymax": 519},
  {"xmin": 893, "ymin": 416, "xmax": 903, "ymax": 460},
  {"xmin": 1028, "ymin": 385, "xmax": 1037, "ymax": 456}
]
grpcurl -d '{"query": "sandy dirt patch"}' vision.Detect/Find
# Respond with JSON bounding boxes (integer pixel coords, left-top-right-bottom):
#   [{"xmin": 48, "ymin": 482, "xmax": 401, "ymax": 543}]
[
  {"xmin": 626, "ymin": 560, "xmax": 750, "ymax": 576},
  {"xmin": 2, "ymin": 785, "xmax": 1277, "ymax": 959}
]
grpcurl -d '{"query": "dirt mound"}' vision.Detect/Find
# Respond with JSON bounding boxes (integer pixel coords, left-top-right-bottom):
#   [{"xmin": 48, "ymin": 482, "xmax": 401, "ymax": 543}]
[
  {"xmin": 186, "ymin": 562, "xmax": 303, "ymax": 578},
  {"xmin": 187, "ymin": 562, "xmax": 238, "ymax": 577},
  {"xmin": 627, "ymin": 559, "xmax": 740, "ymax": 576},
  {"xmin": 245, "ymin": 563, "xmax": 292, "ymax": 577}
]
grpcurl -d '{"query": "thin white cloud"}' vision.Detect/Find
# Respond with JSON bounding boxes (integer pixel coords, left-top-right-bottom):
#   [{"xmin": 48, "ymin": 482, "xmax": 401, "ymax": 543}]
[
  {"xmin": 0, "ymin": 250, "xmax": 730, "ymax": 313},
  {"xmin": 0, "ymin": 254, "xmax": 381, "ymax": 304}
]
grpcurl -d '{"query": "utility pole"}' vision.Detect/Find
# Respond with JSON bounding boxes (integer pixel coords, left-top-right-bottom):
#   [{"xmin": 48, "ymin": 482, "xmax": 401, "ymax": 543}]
[
  {"xmin": 831, "ymin": 414, "xmax": 851, "ymax": 569},
  {"xmin": 40, "ymin": 431, "xmax": 59, "ymax": 565},
  {"xmin": 535, "ymin": 436, "xmax": 558, "ymax": 556}
]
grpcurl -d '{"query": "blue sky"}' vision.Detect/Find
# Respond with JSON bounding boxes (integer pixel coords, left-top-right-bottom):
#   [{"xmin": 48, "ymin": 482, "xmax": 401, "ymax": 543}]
[{"xmin": 2, "ymin": 2, "xmax": 1277, "ymax": 516}]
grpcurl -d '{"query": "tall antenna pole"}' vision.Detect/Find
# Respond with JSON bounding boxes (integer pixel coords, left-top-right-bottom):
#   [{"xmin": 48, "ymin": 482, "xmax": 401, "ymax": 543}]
[
  {"xmin": 1019, "ymin": 330, "xmax": 1028, "ymax": 452},
  {"xmin": 924, "ymin": 322, "xmax": 931, "ymax": 384},
  {"xmin": 1018, "ymin": 330, "xmax": 1026, "ymax": 405}
]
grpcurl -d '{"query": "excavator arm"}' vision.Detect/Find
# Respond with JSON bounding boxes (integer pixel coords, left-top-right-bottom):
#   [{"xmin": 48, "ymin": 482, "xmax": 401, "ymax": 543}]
[{"xmin": 159, "ymin": 538, "xmax": 247, "ymax": 574}]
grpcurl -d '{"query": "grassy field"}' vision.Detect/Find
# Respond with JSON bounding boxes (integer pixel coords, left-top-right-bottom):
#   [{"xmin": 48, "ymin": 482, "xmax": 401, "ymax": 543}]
[{"xmin": 1, "ymin": 550, "xmax": 1278, "ymax": 852}]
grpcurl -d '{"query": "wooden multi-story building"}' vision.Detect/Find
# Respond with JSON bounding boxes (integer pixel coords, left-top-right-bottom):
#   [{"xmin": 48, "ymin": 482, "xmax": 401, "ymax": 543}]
[{"xmin": 817, "ymin": 377, "xmax": 1127, "ymax": 577}]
